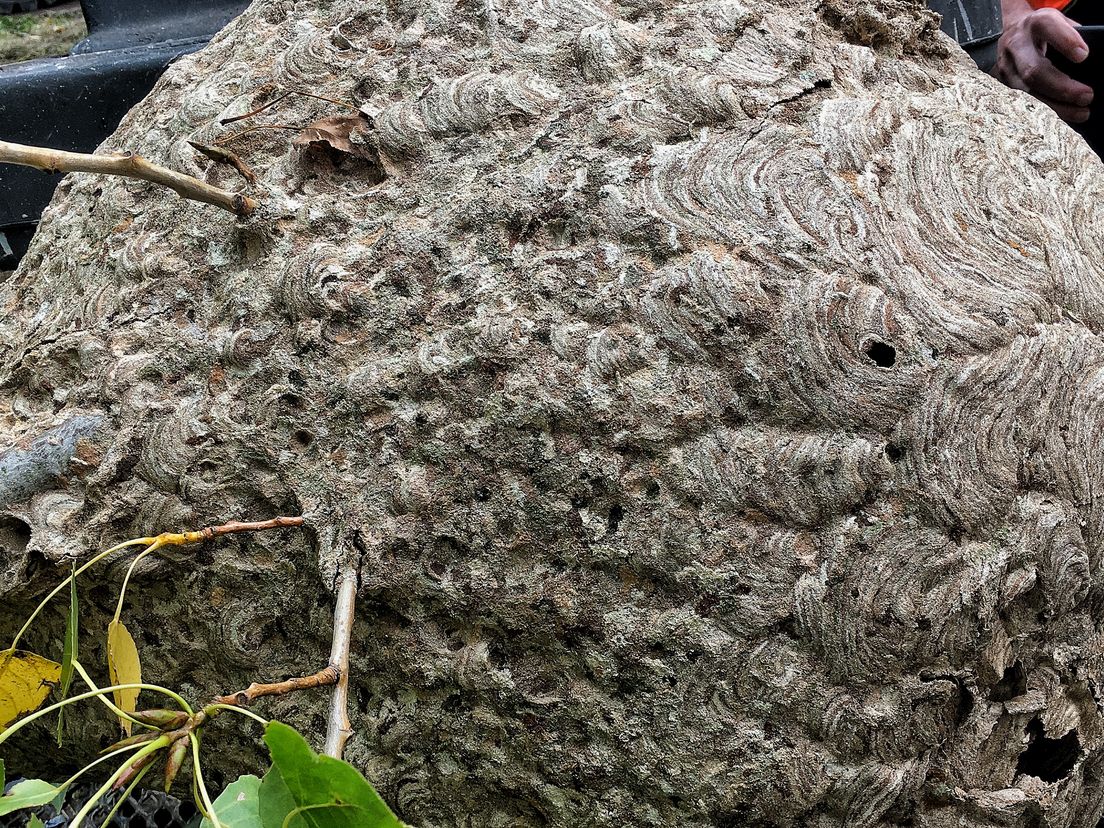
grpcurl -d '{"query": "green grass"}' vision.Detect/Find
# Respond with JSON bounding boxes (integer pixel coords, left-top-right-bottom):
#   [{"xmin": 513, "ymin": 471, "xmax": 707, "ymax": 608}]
[
  {"xmin": 0, "ymin": 16, "xmax": 36, "ymax": 36},
  {"xmin": 0, "ymin": 9, "xmax": 85, "ymax": 65}
]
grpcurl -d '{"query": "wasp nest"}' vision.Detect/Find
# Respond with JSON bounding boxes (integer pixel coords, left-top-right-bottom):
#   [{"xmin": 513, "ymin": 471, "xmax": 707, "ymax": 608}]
[{"xmin": 1, "ymin": 0, "xmax": 1102, "ymax": 826}]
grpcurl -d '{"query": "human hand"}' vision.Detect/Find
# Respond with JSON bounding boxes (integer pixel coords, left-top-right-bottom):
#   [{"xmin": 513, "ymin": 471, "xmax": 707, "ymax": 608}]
[{"xmin": 995, "ymin": 7, "xmax": 1094, "ymax": 122}]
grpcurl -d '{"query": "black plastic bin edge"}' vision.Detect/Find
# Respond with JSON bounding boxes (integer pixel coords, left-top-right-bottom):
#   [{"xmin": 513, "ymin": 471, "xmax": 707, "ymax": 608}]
[{"xmin": 0, "ymin": 0, "xmax": 249, "ymax": 271}]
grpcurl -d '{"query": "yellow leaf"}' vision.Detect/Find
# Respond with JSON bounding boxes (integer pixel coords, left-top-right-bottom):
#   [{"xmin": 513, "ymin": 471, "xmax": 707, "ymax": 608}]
[
  {"xmin": 0, "ymin": 649, "xmax": 60, "ymax": 730},
  {"xmin": 106, "ymin": 621, "xmax": 141, "ymax": 735}
]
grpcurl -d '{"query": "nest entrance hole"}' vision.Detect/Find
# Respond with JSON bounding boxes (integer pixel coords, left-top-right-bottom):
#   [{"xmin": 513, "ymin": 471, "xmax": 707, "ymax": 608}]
[{"xmin": 1016, "ymin": 718, "xmax": 1081, "ymax": 782}]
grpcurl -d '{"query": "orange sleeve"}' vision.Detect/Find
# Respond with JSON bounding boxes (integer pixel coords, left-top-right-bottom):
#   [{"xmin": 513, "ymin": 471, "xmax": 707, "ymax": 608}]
[{"xmin": 1027, "ymin": 0, "xmax": 1074, "ymax": 7}]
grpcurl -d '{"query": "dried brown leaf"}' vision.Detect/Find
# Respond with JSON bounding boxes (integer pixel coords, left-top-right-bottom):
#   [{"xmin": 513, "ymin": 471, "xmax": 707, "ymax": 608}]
[{"xmin": 292, "ymin": 115, "xmax": 375, "ymax": 160}]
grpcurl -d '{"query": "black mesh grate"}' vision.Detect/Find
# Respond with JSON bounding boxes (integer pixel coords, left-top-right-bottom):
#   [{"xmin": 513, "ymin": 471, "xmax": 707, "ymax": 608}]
[{"xmin": 0, "ymin": 779, "xmax": 202, "ymax": 827}]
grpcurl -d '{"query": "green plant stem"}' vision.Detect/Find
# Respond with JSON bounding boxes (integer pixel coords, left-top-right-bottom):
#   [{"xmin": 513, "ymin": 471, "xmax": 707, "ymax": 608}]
[
  {"xmin": 9, "ymin": 518, "xmax": 303, "ymax": 651},
  {"xmin": 0, "ymin": 683, "xmax": 191, "ymax": 748},
  {"xmin": 8, "ymin": 538, "xmax": 153, "ymax": 652},
  {"xmin": 70, "ymin": 736, "xmax": 169, "ymax": 828},
  {"xmin": 203, "ymin": 702, "xmax": 269, "ymax": 727},
  {"xmin": 112, "ymin": 541, "xmax": 162, "ymax": 623},
  {"xmin": 191, "ymin": 765, "xmax": 210, "ymax": 820},
  {"xmin": 52, "ymin": 738, "xmax": 153, "ymax": 795},
  {"xmin": 73, "ymin": 660, "xmax": 145, "ymax": 727},
  {"xmin": 190, "ymin": 732, "xmax": 222, "ymax": 828},
  {"xmin": 97, "ymin": 761, "xmax": 152, "ymax": 828}
]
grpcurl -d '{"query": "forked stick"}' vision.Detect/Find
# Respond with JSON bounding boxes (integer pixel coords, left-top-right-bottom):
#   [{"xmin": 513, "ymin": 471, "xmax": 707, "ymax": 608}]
[
  {"xmin": 0, "ymin": 139, "xmax": 256, "ymax": 216},
  {"xmin": 212, "ymin": 559, "xmax": 359, "ymax": 760}
]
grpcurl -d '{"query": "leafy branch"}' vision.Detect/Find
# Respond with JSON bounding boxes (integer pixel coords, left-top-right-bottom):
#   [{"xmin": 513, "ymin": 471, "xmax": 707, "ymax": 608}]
[{"xmin": 0, "ymin": 515, "xmax": 404, "ymax": 827}]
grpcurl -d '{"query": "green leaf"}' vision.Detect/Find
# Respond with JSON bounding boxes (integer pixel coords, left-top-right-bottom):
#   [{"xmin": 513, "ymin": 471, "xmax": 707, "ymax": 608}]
[
  {"xmin": 259, "ymin": 722, "xmax": 403, "ymax": 828},
  {"xmin": 260, "ymin": 768, "xmax": 368, "ymax": 828},
  {"xmin": 280, "ymin": 803, "xmax": 369, "ymax": 828},
  {"xmin": 258, "ymin": 767, "xmax": 296, "ymax": 828},
  {"xmin": 200, "ymin": 774, "xmax": 263, "ymax": 828},
  {"xmin": 57, "ymin": 564, "xmax": 78, "ymax": 745},
  {"xmin": 28, "ymin": 816, "xmax": 45, "ymax": 828},
  {"xmin": 0, "ymin": 779, "xmax": 60, "ymax": 816}
]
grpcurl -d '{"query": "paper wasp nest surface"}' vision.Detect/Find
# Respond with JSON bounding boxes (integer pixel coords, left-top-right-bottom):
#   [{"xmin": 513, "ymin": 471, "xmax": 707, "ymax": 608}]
[{"xmin": 1, "ymin": 0, "xmax": 1103, "ymax": 825}]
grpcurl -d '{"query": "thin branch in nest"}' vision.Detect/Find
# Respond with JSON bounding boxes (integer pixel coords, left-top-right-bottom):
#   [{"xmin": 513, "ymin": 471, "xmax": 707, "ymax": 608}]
[
  {"xmin": 323, "ymin": 564, "xmax": 358, "ymax": 759},
  {"xmin": 144, "ymin": 516, "xmax": 305, "ymax": 549},
  {"xmin": 198, "ymin": 515, "xmax": 305, "ymax": 539},
  {"xmin": 219, "ymin": 89, "xmax": 355, "ymax": 131},
  {"xmin": 215, "ymin": 124, "xmax": 302, "ymax": 145},
  {"xmin": 283, "ymin": 87, "xmax": 359, "ymax": 111},
  {"xmin": 220, "ymin": 92, "xmax": 292, "ymax": 126},
  {"xmin": 213, "ymin": 665, "xmax": 340, "ymax": 707},
  {"xmin": 0, "ymin": 139, "xmax": 256, "ymax": 216}
]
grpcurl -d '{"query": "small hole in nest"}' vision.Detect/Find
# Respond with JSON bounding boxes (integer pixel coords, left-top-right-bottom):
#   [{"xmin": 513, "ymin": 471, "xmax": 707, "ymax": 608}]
[
  {"xmin": 885, "ymin": 442, "xmax": 905, "ymax": 463},
  {"xmin": 442, "ymin": 693, "xmax": 465, "ymax": 712},
  {"xmin": 0, "ymin": 515, "xmax": 31, "ymax": 556},
  {"xmin": 991, "ymin": 661, "xmax": 1028, "ymax": 702},
  {"xmin": 290, "ymin": 430, "xmax": 314, "ymax": 451},
  {"xmin": 279, "ymin": 392, "xmax": 304, "ymax": 409},
  {"xmin": 863, "ymin": 339, "xmax": 897, "ymax": 368},
  {"xmin": 955, "ymin": 682, "xmax": 974, "ymax": 726},
  {"xmin": 607, "ymin": 504, "xmax": 624, "ymax": 533},
  {"xmin": 22, "ymin": 547, "xmax": 47, "ymax": 580}
]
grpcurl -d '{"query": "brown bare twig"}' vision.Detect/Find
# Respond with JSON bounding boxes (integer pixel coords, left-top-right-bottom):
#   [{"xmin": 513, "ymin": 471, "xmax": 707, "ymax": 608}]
[
  {"xmin": 214, "ymin": 124, "xmax": 302, "ymax": 146},
  {"xmin": 284, "ymin": 87, "xmax": 359, "ymax": 111},
  {"xmin": 0, "ymin": 139, "xmax": 255, "ymax": 216},
  {"xmin": 199, "ymin": 515, "xmax": 304, "ymax": 539},
  {"xmin": 154, "ymin": 515, "xmax": 304, "ymax": 547},
  {"xmin": 220, "ymin": 92, "xmax": 292, "ymax": 125},
  {"xmin": 188, "ymin": 142, "xmax": 257, "ymax": 185},
  {"xmin": 214, "ymin": 665, "xmax": 339, "ymax": 707}
]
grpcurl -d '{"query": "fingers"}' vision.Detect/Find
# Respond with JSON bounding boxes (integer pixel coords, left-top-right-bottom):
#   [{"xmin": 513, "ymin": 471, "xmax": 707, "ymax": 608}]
[
  {"xmin": 1014, "ymin": 46, "xmax": 1094, "ymax": 106},
  {"xmin": 1030, "ymin": 8, "xmax": 1089, "ymax": 62},
  {"xmin": 1039, "ymin": 96, "xmax": 1091, "ymax": 122},
  {"xmin": 995, "ymin": 8, "xmax": 1095, "ymax": 122},
  {"xmin": 1011, "ymin": 30, "xmax": 1093, "ymax": 104}
]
